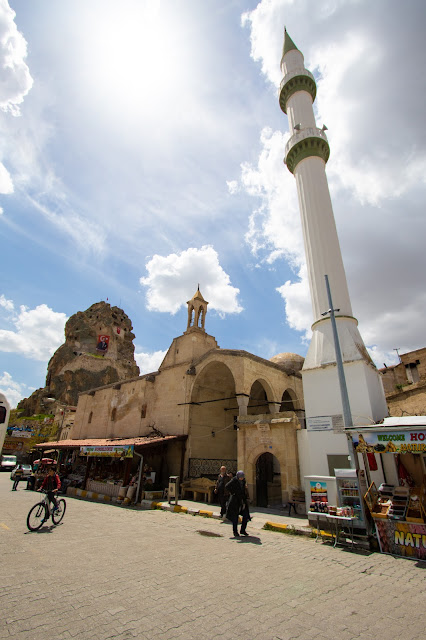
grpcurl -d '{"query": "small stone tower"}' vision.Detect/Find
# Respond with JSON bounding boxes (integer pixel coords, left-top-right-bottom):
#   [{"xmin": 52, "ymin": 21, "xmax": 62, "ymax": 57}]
[{"xmin": 186, "ymin": 286, "xmax": 208, "ymax": 333}]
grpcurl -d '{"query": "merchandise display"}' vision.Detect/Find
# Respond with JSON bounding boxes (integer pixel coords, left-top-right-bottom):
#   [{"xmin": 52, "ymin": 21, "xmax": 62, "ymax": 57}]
[{"xmin": 365, "ymin": 483, "xmax": 425, "ymax": 524}]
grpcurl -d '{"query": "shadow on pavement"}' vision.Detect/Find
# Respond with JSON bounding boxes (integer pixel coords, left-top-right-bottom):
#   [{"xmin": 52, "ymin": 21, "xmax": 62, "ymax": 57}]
[{"xmin": 231, "ymin": 535, "xmax": 262, "ymax": 545}]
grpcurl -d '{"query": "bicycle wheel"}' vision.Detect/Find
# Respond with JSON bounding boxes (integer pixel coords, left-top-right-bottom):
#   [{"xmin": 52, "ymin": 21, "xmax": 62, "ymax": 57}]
[
  {"xmin": 51, "ymin": 499, "xmax": 66, "ymax": 525},
  {"xmin": 27, "ymin": 502, "xmax": 47, "ymax": 531}
]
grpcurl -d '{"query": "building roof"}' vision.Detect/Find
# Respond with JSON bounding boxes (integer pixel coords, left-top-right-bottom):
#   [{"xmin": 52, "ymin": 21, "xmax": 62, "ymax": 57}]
[
  {"xmin": 187, "ymin": 286, "xmax": 207, "ymax": 304},
  {"xmin": 35, "ymin": 434, "xmax": 187, "ymax": 449},
  {"xmin": 269, "ymin": 352, "xmax": 304, "ymax": 375}
]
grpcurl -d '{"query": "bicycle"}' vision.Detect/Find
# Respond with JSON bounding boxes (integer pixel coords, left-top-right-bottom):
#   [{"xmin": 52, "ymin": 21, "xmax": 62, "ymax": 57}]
[{"xmin": 26, "ymin": 492, "xmax": 66, "ymax": 531}]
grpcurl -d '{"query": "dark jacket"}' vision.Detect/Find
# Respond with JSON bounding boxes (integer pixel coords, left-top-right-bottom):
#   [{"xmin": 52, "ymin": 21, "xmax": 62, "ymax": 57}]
[
  {"xmin": 215, "ymin": 473, "xmax": 229, "ymax": 497},
  {"xmin": 225, "ymin": 476, "xmax": 249, "ymax": 521}
]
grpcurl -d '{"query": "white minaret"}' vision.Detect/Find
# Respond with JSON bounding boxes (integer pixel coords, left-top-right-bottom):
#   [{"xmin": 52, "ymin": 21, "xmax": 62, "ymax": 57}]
[{"xmin": 279, "ymin": 30, "xmax": 387, "ymax": 428}]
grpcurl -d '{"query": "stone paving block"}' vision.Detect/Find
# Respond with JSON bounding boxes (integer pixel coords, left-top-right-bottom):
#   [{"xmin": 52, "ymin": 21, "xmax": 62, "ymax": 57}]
[{"xmin": 2, "ymin": 478, "xmax": 426, "ymax": 640}]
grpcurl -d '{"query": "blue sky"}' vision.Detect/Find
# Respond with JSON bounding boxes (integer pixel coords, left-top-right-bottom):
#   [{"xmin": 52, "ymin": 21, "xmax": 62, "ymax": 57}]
[{"xmin": 1, "ymin": 0, "xmax": 426, "ymax": 407}]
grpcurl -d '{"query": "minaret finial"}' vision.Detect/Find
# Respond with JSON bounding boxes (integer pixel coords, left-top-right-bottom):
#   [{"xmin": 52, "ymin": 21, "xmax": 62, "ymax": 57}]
[{"xmin": 281, "ymin": 27, "xmax": 299, "ymax": 64}]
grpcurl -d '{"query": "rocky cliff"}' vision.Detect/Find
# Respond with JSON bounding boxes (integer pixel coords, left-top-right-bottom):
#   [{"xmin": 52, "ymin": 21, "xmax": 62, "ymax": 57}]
[{"xmin": 17, "ymin": 302, "xmax": 140, "ymax": 415}]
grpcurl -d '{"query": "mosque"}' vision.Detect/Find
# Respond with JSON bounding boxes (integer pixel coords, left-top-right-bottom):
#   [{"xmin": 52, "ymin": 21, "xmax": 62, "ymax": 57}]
[
  {"xmin": 51, "ymin": 287, "xmax": 305, "ymax": 507},
  {"xmin": 38, "ymin": 30, "xmax": 388, "ymax": 508}
]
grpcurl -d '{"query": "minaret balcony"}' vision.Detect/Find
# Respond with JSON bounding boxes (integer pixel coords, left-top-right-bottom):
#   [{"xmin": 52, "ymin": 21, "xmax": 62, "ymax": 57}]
[
  {"xmin": 284, "ymin": 127, "xmax": 330, "ymax": 174},
  {"xmin": 279, "ymin": 68, "xmax": 316, "ymax": 114}
]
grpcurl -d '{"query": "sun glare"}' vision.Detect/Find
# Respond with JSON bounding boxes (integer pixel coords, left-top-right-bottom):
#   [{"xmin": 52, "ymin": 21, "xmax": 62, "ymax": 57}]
[{"xmin": 85, "ymin": 4, "xmax": 194, "ymax": 115}]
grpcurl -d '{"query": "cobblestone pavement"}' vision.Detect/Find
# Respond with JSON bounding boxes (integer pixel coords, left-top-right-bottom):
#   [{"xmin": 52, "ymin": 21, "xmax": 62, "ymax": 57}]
[{"xmin": 1, "ymin": 475, "xmax": 425, "ymax": 640}]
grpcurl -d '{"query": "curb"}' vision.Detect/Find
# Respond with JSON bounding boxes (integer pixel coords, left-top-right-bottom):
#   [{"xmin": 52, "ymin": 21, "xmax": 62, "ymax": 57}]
[
  {"xmin": 66, "ymin": 490, "xmax": 313, "ymax": 536},
  {"xmin": 67, "ymin": 487, "xmax": 132, "ymax": 506}
]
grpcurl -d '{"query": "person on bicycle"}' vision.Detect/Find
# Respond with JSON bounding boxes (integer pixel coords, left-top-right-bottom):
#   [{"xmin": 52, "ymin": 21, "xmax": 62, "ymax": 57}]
[{"xmin": 38, "ymin": 467, "xmax": 61, "ymax": 511}]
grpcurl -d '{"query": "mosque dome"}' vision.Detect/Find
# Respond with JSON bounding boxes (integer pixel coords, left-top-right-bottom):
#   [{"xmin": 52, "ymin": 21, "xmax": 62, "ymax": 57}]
[{"xmin": 269, "ymin": 352, "xmax": 304, "ymax": 375}]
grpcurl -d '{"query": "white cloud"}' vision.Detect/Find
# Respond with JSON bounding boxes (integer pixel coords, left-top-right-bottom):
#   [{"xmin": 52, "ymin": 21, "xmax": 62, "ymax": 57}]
[
  {"xmin": 135, "ymin": 350, "xmax": 167, "ymax": 375},
  {"xmin": 140, "ymin": 246, "xmax": 243, "ymax": 315},
  {"xmin": 0, "ymin": 294, "xmax": 14, "ymax": 312},
  {"xmin": 276, "ymin": 264, "xmax": 312, "ymax": 341},
  {"xmin": 0, "ymin": 302, "xmax": 67, "ymax": 361},
  {"xmin": 366, "ymin": 347, "xmax": 399, "ymax": 371},
  {"xmin": 0, "ymin": 0, "xmax": 33, "ymax": 115},
  {"xmin": 226, "ymin": 180, "xmax": 239, "ymax": 195},
  {"xmin": 0, "ymin": 370, "xmax": 27, "ymax": 408},
  {"xmin": 242, "ymin": 127, "xmax": 303, "ymax": 266},
  {"xmin": 0, "ymin": 160, "xmax": 13, "ymax": 193}
]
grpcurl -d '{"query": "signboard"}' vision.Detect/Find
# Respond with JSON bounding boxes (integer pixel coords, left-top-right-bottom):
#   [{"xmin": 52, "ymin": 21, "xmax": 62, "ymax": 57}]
[
  {"xmin": 310, "ymin": 481, "xmax": 328, "ymax": 503},
  {"xmin": 80, "ymin": 445, "xmax": 134, "ymax": 458},
  {"xmin": 307, "ymin": 415, "xmax": 344, "ymax": 432},
  {"xmin": 352, "ymin": 430, "xmax": 426, "ymax": 454},
  {"xmin": 374, "ymin": 519, "xmax": 426, "ymax": 560},
  {"xmin": 11, "ymin": 430, "xmax": 32, "ymax": 438},
  {"xmin": 307, "ymin": 416, "xmax": 333, "ymax": 431},
  {"xmin": 256, "ymin": 422, "xmax": 272, "ymax": 446},
  {"xmin": 2, "ymin": 439, "xmax": 24, "ymax": 451}
]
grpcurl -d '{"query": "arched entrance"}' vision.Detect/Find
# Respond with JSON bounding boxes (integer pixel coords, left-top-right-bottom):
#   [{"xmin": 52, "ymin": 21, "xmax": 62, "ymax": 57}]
[
  {"xmin": 189, "ymin": 361, "xmax": 237, "ymax": 468},
  {"xmin": 255, "ymin": 452, "xmax": 282, "ymax": 508}
]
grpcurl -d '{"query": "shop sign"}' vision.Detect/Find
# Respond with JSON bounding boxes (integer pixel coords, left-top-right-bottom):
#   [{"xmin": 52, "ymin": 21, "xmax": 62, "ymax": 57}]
[
  {"xmin": 310, "ymin": 481, "xmax": 328, "ymax": 503},
  {"xmin": 2, "ymin": 439, "xmax": 24, "ymax": 451},
  {"xmin": 11, "ymin": 429, "xmax": 32, "ymax": 438},
  {"xmin": 80, "ymin": 445, "xmax": 134, "ymax": 458},
  {"xmin": 375, "ymin": 519, "xmax": 426, "ymax": 560},
  {"xmin": 353, "ymin": 430, "xmax": 426, "ymax": 453}
]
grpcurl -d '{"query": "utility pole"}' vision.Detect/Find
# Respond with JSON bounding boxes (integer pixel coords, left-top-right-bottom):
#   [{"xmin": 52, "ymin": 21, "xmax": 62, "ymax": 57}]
[
  {"xmin": 322, "ymin": 275, "xmax": 357, "ymax": 468},
  {"xmin": 393, "ymin": 348, "xmax": 402, "ymax": 363}
]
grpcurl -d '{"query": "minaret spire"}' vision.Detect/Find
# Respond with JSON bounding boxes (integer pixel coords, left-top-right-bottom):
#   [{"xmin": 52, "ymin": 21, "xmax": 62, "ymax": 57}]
[
  {"xmin": 281, "ymin": 28, "xmax": 298, "ymax": 65},
  {"xmin": 278, "ymin": 31, "xmax": 387, "ymax": 428}
]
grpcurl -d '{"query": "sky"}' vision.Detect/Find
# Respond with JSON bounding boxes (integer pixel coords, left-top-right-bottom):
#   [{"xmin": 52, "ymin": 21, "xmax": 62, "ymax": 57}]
[{"xmin": 1, "ymin": 0, "xmax": 426, "ymax": 408}]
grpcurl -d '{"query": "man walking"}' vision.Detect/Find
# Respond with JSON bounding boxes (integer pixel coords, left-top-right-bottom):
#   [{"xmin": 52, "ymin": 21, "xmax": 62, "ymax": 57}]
[
  {"xmin": 215, "ymin": 466, "xmax": 229, "ymax": 518},
  {"xmin": 12, "ymin": 465, "xmax": 24, "ymax": 491}
]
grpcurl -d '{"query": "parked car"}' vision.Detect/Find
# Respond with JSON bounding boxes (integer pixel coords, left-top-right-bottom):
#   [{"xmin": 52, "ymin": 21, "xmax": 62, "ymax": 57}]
[
  {"xmin": 10, "ymin": 464, "xmax": 32, "ymax": 480},
  {"xmin": 0, "ymin": 454, "xmax": 17, "ymax": 472}
]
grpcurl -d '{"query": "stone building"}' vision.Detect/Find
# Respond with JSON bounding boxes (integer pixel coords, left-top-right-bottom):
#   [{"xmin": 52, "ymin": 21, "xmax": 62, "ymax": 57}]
[
  {"xmin": 64, "ymin": 288, "xmax": 305, "ymax": 506},
  {"xmin": 379, "ymin": 347, "xmax": 426, "ymax": 417}
]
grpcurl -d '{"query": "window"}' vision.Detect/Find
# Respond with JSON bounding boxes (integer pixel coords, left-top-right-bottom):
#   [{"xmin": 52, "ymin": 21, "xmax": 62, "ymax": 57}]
[
  {"xmin": 88, "ymin": 411, "xmax": 93, "ymax": 424},
  {"xmin": 405, "ymin": 362, "xmax": 420, "ymax": 384},
  {"xmin": 0, "ymin": 406, "xmax": 6, "ymax": 424},
  {"xmin": 111, "ymin": 408, "xmax": 117, "ymax": 421},
  {"xmin": 327, "ymin": 454, "xmax": 351, "ymax": 476},
  {"xmin": 141, "ymin": 404, "xmax": 147, "ymax": 418}
]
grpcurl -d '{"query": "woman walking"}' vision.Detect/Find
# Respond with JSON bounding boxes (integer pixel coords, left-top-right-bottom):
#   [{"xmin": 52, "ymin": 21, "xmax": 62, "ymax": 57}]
[{"xmin": 225, "ymin": 470, "xmax": 251, "ymax": 537}]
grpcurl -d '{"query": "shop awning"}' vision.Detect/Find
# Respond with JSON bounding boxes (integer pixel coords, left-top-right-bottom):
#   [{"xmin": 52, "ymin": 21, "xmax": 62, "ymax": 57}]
[{"xmin": 35, "ymin": 434, "xmax": 187, "ymax": 451}]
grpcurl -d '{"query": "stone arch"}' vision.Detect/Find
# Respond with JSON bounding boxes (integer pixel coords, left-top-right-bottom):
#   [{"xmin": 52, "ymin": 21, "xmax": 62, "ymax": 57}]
[
  {"xmin": 188, "ymin": 360, "xmax": 238, "ymax": 469},
  {"xmin": 243, "ymin": 443, "xmax": 294, "ymax": 506},
  {"xmin": 248, "ymin": 378, "xmax": 273, "ymax": 415},
  {"xmin": 280, "ymin": 388, "xmax": 298, "ymax": 411}
]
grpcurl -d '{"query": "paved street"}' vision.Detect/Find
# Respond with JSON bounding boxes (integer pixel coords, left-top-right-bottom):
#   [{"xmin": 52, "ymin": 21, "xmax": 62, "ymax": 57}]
[{"xmin": 1, "ymin": 474, "xmax": 425, "ymax": 640}]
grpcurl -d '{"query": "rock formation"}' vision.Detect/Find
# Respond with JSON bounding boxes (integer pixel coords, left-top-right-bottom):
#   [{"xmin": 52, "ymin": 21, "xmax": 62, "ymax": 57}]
[{"xmin": 17, "ymin": 302, "xmax": 140, "ymax": 415}]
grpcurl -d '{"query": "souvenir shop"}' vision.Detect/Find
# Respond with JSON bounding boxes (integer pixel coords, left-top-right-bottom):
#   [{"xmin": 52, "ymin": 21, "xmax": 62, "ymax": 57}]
[
  {"xmin": 35, "ymin": 435, "xmax": 187, "ymax": 503},
  {"xmin": 349, "ymin": 418, "xmax": 426, "ymax": 560}
]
